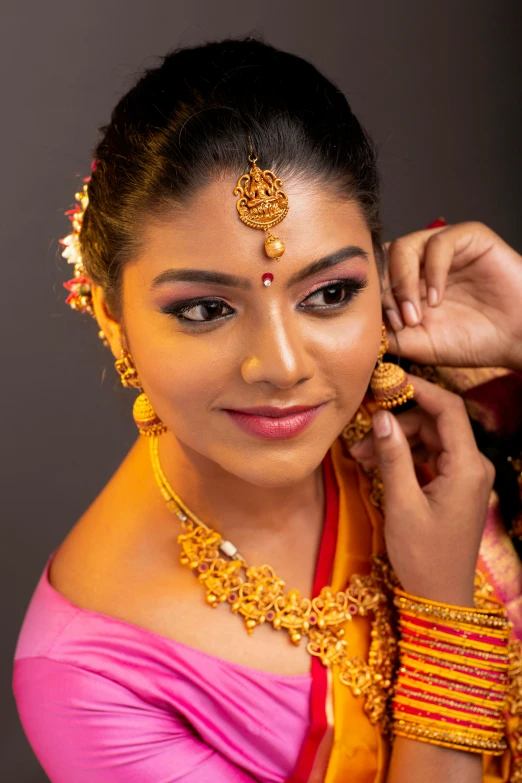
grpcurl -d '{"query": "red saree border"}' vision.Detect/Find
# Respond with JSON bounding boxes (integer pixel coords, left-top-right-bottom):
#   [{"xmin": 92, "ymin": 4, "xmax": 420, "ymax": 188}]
[{"xmin": 286, "ymin": 450, "xmax": 340, "ymax": 783}]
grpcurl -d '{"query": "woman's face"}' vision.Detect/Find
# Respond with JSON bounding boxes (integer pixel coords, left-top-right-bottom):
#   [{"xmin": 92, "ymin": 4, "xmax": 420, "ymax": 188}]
[{"xmin": 110, "ymin": 177, "xmax": 382, "ymax": 487}]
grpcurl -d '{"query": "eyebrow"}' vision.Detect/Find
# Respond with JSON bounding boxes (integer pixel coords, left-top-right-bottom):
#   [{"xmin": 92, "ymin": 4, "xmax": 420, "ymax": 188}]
[
  {"xmin": 287, "ymin": 246, "xmax": 369, "ymax": 286},
  {"xmin": 149, "ymin": 245, "xmax": 369, "ymax": 291},
  {"xmin": 150, "ymin": 267, "xmax": 251, "ymax": 291}
]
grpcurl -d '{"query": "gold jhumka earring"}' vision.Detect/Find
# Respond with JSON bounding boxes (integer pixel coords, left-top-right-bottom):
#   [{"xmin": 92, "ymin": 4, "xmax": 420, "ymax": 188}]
[
  {"xmin": 342, "ymin": 323, "xmax": 415, "ymax": 510},
  {"xmin": 114, "ymin": 349, "xmax": 167, "ymax": 437},
  {"xmin": 370, "ymin": 323, "xmax": 414, "ymax": 409},
  {"xmin": 234, "ymin": 141, "xmax": 289, "ymax": 287}
]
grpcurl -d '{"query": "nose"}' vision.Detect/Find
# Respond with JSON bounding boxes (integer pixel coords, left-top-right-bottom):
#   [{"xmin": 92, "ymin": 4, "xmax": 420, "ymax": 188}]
[{"xmin": 240, "ymin": 316, "xmax": 315, "ymax": 389}]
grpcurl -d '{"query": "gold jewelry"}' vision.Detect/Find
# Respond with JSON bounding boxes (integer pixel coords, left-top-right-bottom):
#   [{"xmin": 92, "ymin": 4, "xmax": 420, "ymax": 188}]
[
  {"xmin": 392, "ymin": 587, "xmax": 510, "ymax": 755},
  {"xmin": 114, "ymin": 349, "xmax": 167, "ymax": 437},
  {"xmin": 506, "ymin": 639, "xmax": 522, "ymax": 780},
  {"xmin": 340, "ymin": 403, "xmax": 386, "ymax": 511},
  {"xmin": 370, "ymin": 323, "xmax": 414, "ymax": 409},
  {"xmin": 98, "ymin": 330, "xmax": 110, "ymax": 348},
  {"xmin": 393, "ymin": 590, "xmax": 510, "ymax": 630},
  {"xmin": 234, "ymin": 151, "xmax": 289, "ymax": 261},
  {"xmin": 132, "ymin": 395, "xmax": 168, "ymax": 438},
  {"xmin": 341, "ymin": 406, "xmax": 373, "ymax": 450},
  {"xmin": 114, "ymin": 349, "xmax": 142, "ymax": 389},
  {"xmin": 149, "ymin": 432, "xmax": 398, "ymax": 728}
]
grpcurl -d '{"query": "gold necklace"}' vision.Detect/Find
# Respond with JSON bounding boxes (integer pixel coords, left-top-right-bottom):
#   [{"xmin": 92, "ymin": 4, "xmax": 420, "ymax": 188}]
[{"xmin": 149, "ymin": 433, "xmax": 397, "ymax": 729}]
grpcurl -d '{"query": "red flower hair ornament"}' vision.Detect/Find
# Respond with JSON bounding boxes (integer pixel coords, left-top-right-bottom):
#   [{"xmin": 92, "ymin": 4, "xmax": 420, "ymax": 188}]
[
  {"xmin": 60, "ymin": 160, "xmax": 96, "ymax": 315},
  {"xmin": 60, "ymin": 160, "xmax": 109, "ymax": 346}
]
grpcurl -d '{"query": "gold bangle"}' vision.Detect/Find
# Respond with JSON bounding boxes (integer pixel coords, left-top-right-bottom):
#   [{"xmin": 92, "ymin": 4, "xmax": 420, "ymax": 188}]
[
  {"xmin": 400, "ymin": 654, "xmax": 508, "ymax": 691},
  {"xmin": 393, "ymin": 720, "xmax": 507, "ymax": 755},
  {"xmin": 394, "ymin": 589, "xmax": 510, "ymax": 630},
  {"xmin": 398, "ymin": 640, "xmax": 509, "ymax": 671},
  {"xmin": 392, "ymin": 588, "xmax": 510, "ymax": 755},
  {"xmin": 392, "ymin": 710, "xmax": 505, "ymax": 739},
  {"xmin": 392, "ymin": 697, "xmax": 504, "ymax": 728},
  {"xmin": 398, "ymin": 674, "xmax": 507, "ymax": 709},
  {"xmin": 397, "ymin": 609, "xmax": 511, "ymax": 640},
  {"xmin": 398, "ymin": 618, "xmax": 511, "ymax": 650},
  {"xmin": 395, "ymin": 684, "xmax": 505, "ymax": 716},
  {"xmin": 399, "ymin": 633, "xmax": 509, "ymax": 663}
]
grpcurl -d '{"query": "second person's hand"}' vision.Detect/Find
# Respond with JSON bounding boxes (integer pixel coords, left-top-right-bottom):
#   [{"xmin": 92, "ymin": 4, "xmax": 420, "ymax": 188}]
[
  {"xmin": 382, "ymin": 221, "xmax": 522, "ymax": 371},
  {"xmin": 349, "ymin": 375, "xmax": 494, "ymax": 606}
]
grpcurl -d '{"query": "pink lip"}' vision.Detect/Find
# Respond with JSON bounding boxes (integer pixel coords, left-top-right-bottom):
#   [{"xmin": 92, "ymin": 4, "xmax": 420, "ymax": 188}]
[{"xmin": 223, "ymin": 404, "xmax": 327, "ymax": 440}]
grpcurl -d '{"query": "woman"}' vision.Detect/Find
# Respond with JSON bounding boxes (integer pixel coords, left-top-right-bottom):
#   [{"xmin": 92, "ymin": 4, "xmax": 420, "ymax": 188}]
[{"xmin": 12, "ymin": 37, "xmax": 522, "ymax": 782}]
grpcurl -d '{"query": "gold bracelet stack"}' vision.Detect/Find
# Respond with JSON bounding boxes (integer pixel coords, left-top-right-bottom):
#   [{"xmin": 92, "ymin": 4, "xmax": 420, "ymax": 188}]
[{"xmin": 392, "ymin": 589, "xmax": 511, "ymax": 755}]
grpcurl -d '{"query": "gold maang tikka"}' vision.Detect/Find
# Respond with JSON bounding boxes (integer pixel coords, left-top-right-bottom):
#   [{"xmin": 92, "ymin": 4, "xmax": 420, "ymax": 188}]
[{"xmin": 234, "ymin": 148, "xmax": 289, "ymax": 286}]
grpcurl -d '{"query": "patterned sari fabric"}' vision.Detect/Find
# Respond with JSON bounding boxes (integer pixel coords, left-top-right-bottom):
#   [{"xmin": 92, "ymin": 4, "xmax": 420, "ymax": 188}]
[{"xmin": 288, "ymin": 368, "xmax": 522, "ymax": 783}]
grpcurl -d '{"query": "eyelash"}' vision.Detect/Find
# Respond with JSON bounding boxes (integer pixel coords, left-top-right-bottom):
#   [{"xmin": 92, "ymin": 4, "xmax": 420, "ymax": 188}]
[{"xmin": 161, "ymin": 278, "xmax": 368, "ymax": 326}]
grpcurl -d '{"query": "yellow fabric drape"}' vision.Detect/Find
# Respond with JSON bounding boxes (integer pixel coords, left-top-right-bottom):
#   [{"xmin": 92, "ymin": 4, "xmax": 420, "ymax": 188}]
[{"xmin": 324, "ymin": 438, "xmax": 389, "ymax": 783}]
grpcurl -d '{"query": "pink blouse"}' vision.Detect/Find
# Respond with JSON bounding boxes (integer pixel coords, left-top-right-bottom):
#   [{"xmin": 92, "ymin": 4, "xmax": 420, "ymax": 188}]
[{"xmin": 13, "ymin": 549, "xmax": 312, "ymax": 782}]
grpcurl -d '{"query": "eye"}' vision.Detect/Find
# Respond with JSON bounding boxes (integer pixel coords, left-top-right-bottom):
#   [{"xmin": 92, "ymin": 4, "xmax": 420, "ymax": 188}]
[
  {"xmin": 299, "ymin": 279, "xmax": 367, "ymax": 310},
  {"xmin": 161, "ymin": 298, "xmax": 234, "ymax": 323}
]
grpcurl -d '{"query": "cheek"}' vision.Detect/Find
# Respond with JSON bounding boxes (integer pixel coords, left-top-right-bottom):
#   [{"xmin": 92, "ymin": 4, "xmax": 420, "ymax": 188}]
[
  {"xmin": 309, "ymin": 290, "xmax": 382, "ymax": 404},
  {"xmin": 127, "ymin": 321, "xmax": 236, "ymax": 432},
  {"xmin": 121, "ymin": 273, "xmax": 231, "ymax": 424}
]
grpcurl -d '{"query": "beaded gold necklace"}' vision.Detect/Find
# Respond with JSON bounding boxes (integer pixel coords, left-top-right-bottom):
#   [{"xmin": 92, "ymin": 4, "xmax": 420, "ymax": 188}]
[{"xmin": 149, "ymin": 433, "xmax": 398, "ymax": 728}]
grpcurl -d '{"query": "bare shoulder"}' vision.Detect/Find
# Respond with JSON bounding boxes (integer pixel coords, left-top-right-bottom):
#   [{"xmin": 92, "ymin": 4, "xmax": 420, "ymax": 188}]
[{"xmin": 49, "ymin": 435, "xmax": 180, "ymax": 620}]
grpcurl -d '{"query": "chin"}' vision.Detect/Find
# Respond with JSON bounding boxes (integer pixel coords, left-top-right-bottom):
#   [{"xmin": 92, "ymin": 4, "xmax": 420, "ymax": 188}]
[{"xmin": 209, "ymin": 438, "xmax": 336, "ymax": 488}]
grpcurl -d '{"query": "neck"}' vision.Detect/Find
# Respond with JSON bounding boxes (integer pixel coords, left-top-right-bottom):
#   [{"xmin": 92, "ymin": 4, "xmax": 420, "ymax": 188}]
[{"xmin": 147, "ymin": 431, "xmax": 326, "ymax": 550}]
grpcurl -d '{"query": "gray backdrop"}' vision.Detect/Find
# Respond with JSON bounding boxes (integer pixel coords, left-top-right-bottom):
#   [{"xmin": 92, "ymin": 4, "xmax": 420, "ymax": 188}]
[{"xmin": 2, "ymin": 1, "xmax": 521, "ymax": 779}]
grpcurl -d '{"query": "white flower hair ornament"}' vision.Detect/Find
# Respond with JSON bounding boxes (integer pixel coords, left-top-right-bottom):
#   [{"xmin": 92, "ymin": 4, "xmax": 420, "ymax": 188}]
[{"xmin": 60, "ymin": 160, "xmax": 109, "ymax": 346}]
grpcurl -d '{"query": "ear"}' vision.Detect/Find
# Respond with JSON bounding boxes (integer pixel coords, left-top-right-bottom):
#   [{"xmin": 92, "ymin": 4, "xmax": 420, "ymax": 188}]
[{"xmin": 91, "ymin": 283, "xmax": 122, "ymax": 360}]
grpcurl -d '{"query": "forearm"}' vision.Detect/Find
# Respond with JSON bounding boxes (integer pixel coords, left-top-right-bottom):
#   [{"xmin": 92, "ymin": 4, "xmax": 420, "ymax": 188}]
[{"xmin": 386, "ymin": 736, "xmax": 482, "ymax": 783}]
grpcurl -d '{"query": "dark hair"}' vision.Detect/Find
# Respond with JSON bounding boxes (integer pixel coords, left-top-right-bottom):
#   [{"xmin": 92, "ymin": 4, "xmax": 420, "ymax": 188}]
[{"xmin": 80, "ymin": 36, "xmax": 383, "ymax": 319}]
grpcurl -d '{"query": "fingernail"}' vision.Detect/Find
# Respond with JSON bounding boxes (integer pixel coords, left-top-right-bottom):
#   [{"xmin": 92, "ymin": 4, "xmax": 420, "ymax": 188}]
[
  {"xmin": 402, "ymin": 300, "xmax": 420, "ymax": 326},
  {"xmin": 428, "ymin": 287, "xmax": 439, "ymax": 307},
  {"xmin": 385, "ymin": 308, "xmax": 404, "ymax": 332},
  {"xmin": 373, "ymin": 410, "xmax": 392, "ymax": 438}
]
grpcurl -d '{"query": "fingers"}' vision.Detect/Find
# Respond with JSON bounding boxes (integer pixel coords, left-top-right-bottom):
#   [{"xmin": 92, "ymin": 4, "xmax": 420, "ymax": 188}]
[
  {"xmin": 387, "ymin": 226, "xmax": 453, "ymax": 318},
  {"xmin": 350, "ymin": 375, "xmax": 479, "ymax": 476},
  {"xmin": 385, "ymin": 226, "xmax": 448, "ymax": 327},
  {"xmin": 381, "ymin": 283, "xmax": 405, "ymax": 332},
  {"xmin": 383, "ymin": 222, "xmax": 500, "ymax": 330},
  {"xmin": 352, "ymin": 437, "xmax": 433, "ymax": 471},
  {"xmin": 397, "ymin": 375, "xmax": 478, "ymax": 469},
  {"xmin": 367, "ymin": 409, "xmax": 423, "ymax": 511},
  {"xmin": 383, "ymin": 235, "xmax": 423, "ymax": 328},
  {"xmin": 349, "ymin": 407, "xmax": 442, "ymax": 466},
  {"xmin": 417, "ymin": 228, "xmax": 456, "ymax": 305}
]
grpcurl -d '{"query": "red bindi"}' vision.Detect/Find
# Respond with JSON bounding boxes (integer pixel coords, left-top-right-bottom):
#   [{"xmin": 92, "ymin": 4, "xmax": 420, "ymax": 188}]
[{"xmin": 262, "ymin": 272, "xmax": 274, "ymax": 287}]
